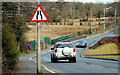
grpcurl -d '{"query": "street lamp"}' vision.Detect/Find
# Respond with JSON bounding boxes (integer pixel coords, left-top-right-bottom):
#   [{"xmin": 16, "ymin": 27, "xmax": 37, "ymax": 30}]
[
  {"xmin": 104, "ymin": 7, "xmax": 117, "ymax": 29},
  {"xmin": 103, "ymin": 7, "xmax": 110, "ymax": 29}
]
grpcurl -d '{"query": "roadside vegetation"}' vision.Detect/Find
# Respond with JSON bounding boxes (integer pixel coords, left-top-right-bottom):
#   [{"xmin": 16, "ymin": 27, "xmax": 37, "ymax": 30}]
[
  {"xmin": 19, "ymin": 51, "xmax": 35, "ymax": 56},
  {"xmin": 118, "ymin": 36, "xmax": 120, "ymax": 49},
  {"xmin": 2, "ymin": 2, "xmax": 34, "ymax": 73},
  {"xmin": 26, "ymin": 2, "xmax": 120, "ymax": 41},
  {"xmin": 82, "ymin": 43, "xmax": 120, "ymax": 60},
  {"xmin": 2, "ymin": 1, "xmax": 120, "ymax": 73}
]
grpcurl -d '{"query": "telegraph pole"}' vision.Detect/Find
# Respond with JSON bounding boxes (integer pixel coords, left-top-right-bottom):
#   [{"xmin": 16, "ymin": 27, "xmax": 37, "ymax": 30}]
[
  {"xmin": 90, "ymin": 8, "xmax": 92, "ymax": 34},
  {"xmin": 37, "ymin": 1, "xmax": 41, "ymax": 74},
  {"xmin": 115, "ymin": 9, "xmax": 117, "ymax": 24},
  {"xmin": 104, "ymin": 7, "xmax": 105, "ymax": 29}
]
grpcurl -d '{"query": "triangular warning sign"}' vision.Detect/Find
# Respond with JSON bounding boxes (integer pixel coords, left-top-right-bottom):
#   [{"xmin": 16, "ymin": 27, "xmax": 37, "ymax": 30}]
[{"xmin": 30, "ymin": 4, "xmax": 49, "ymax": 22}]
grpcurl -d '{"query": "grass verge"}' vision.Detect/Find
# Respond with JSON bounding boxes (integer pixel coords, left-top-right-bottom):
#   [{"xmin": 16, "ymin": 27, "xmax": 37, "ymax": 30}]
[
  {"xmin": 87, "ymin": 56, "xmax": 119, "ymax": 60},
  {"xmin": 82, "ymin": 43, "xmax": 120, "ymax": 60},
  {"xmin": 87, "ymin": 25, "xmax": 116, "ymax": 36},
  {"xmin": 19, "ymin": 51, "xmax": 35, "ymax": 56}
]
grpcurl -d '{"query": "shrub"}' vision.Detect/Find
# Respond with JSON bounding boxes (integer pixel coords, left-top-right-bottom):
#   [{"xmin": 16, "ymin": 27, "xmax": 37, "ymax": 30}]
[
  {"xmin": 114, "ymin": 38, "xmax": 119, "ymax": 46},
  {"xmin": 80, "ymin": 19, "xmax": 88, "ymax": 21},
  {"xmin": 80, "ymin": 22, "xmax": 82, "ymax": 25},
  {"xmin": 68, "ymin": 21, "xmax": 73, "ymax": 25},
  {"xmin": 2, "ymin": 23, "xmax": 19, "ymax": 72}
]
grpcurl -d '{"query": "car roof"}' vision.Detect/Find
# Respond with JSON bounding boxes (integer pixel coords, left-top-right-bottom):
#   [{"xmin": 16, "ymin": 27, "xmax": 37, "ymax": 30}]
[
  {"xmin": 78, "ymin": 40, "xmax": 86, "ymax": 42},
  {"xmin": 55, "ymin": 42, "xmax": 71, "ymax": 44}
]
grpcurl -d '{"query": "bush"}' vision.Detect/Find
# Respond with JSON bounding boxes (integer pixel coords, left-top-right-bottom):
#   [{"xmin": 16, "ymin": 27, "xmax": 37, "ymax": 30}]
[
  {"xmin": 20, "ymin": 35, "xmax": 28, "ymax": 52},
  {"xmin": 68, "ymin": 21, "xmax": 73, "ymax": 25},
  {"xmin": 80, "ymin": 19, "xmax": 88, "ymax": 21},
  {"xmin": 119, "ymin": 43, "xmax": 120, "ymax": 50},
  {"xmin": 80, "ymin": 22, "xmax": 82, "ymax": 25},
  {"xmin": 118, "ymin": 36, "xmax": 120, "ymax": 49},
  {"xmin": 2, "ymin": 23, "xmax": 19, "ymax": 72},
  {"xmin": 118, "ymin": 36, "xmax": 120, "ymax": 43}
]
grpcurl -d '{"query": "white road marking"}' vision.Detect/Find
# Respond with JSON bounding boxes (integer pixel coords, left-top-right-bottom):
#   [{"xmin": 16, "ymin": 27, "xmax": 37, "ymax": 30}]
[
  {"xmin": 42, "ymin": 50, "xmax": 52, "ymax": 55},
  {"xmin": 92, "ymin": 64, "xmax": 118, "ymax": 71},
  {"xmin": 29, "ymin": 50, "xmax": 55, "ymax": 73},
  {"xmin": 80, "ymin": 56, "xmax": 118, "ymax": 71},
  {"xmin": 41, "ymin": 64, "xmax": 55, "ymax": 73},
  {"xmin": 28, "ymin": 27, "xmax": 118, "ymax": 73}
]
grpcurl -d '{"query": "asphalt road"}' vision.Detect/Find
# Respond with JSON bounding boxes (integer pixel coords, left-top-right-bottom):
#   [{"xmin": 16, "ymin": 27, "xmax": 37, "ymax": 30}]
[{"xmin": 32, "ymin": 27, "xmax": 119, "ymax": 73}]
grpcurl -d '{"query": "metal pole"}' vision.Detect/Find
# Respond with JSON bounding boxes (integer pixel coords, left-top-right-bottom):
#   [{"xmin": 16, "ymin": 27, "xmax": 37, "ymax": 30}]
[
  {"xmin": 34, "ymin": 23, "xmax": 36, "ymax": 52},
  {"xmin": 37, "ymin": 22, "xmax": 41, "ymax": 74},
  {"xmin": 43, "ymin": 7, "xmax": 46, "ymax": 49},
  {"xmin": 34, "ymin": 23, "xmax": 36, "ymax": 41},
  {"xmin": 43, "ymin": 23, "xmax": 45, "ymax": 49},
  {"xmin": 104, "ymin": 7, "xmax": 105, "ymax": 29},
  {"xmin": 37, "ymin": 0, "xmax": 41, "ymax": 74}
]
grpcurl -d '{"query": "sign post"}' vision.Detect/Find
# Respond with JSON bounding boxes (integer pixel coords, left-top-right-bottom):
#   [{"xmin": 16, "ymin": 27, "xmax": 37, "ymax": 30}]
[
  {"xmin": 37, "ymin": 22, "xmax": 41, "ymax": 74},
  {"xmin": 30, "ymin": 4, "xmax": 49, "ymax": 74}
]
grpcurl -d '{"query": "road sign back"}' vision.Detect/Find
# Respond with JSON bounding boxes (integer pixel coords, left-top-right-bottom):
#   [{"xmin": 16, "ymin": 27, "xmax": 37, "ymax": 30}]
[{"xmin": 30, "ymin": 4, "xmax": 49, "ymax": 22}]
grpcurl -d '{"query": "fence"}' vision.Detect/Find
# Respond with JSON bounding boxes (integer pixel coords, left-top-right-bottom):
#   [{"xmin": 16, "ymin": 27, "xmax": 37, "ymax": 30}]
[
  {"xmin": 31, "ymin": 40, "xmax": 36, "ymax": 51},
  {"xmin": 30, "ymin": 40, "xmax": 48, "ymax": 51},
  {"xmin": 44, "ymin": 37, "xmax": 50, "ymax": 44},
  {"xmin": 51, "ymin": 35, "xmax": 76, "ymax": 44},
  {"xmin": 63, "ymin": 35, "xmax": 87, "ymax": 42}
]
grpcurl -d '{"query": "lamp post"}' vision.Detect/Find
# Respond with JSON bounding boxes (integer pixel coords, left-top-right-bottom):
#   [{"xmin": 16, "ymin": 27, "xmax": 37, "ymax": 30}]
[{"xmin": 103, "ymin": 7, "xmax": 110, "ymax": 29}]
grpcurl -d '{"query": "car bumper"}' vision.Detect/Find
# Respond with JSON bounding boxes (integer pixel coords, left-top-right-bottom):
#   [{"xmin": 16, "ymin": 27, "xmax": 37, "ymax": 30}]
[
  {"xmin": 76, "ymin": 45, "xmax": 86, "ymax": 47},
  {"xmin": 56, "ymin": 57, "xmax": 75, "ymax": 60}
]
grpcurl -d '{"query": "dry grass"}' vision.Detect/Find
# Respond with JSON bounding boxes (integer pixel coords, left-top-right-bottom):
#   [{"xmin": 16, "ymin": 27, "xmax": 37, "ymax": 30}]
[
  {"xmin": 25, "ymin": 24, "xmax": 90, "ymax": 41},
  {"xmin": 88, "ymin": 56, "xmax": 119, "ymax": 60},
  {"xmin": 83, "ymin": 43, "xmax": 119, "ymax": 55},
  {"xmin": 25, "ymin": 17, "xmax": 116, "ymax": 41},
  {"xmin": 82, "ymin": 43, "xmax": 120, "ymax": 60},
  {"xmin": 19, "ymin": 51, "xmax": 35, "ymax": 56}
]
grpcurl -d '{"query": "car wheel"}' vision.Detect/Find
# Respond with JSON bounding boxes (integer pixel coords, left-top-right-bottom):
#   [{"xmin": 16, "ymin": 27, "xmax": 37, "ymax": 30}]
[
  {"xmin": 69, "ymin": 59, "xmax": 72, "ymax": 63},
  {"xmin": 53, "ymin": 58, "xmax": 57, "ymax": 63},
  {"xmin": 69, "ymin": 58, "xmax": 76, "ymax": 63},
  {"xmin": 51, "ymin": 55, "xmax": 54, "ymax": 62},
  {"xmin": 76, "ymin": 45, "xmax": 79, "ymax": 48},
  {"xmin": 73, "ymin": 57, "xmax": 76, "ymax": 63}
]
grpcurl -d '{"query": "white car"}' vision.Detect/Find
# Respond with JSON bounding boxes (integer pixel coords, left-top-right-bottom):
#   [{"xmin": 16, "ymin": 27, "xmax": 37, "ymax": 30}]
[{"xmin": 51, "ymin": 42, "xmax": 76, "ymax": 63}]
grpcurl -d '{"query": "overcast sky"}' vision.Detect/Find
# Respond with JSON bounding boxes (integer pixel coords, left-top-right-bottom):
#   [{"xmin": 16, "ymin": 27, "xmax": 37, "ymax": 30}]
[{"xmin": 49, "ymin": 0, "xmax": 116, "ymax": 3}]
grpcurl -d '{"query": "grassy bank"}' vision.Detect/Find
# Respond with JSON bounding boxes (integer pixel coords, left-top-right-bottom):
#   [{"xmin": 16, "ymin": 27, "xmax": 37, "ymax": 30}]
[{"xmin": 82, "ymin": 43, "xmax": 120, "ymax": 60}]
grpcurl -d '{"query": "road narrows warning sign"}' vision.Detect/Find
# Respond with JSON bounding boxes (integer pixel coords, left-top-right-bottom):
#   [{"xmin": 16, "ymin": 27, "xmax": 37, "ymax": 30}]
[{"xmin": 30, "ymin": 4, "xmax": 49, "ymax": 22}]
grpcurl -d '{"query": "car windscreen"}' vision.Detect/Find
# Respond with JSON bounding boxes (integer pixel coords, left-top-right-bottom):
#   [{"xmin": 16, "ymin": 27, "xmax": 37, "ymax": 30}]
[
  {"xmin": 56, "ymin": 44, "xmax": 73, "ymax": 48},
  {"xmin": 78, "ymin": 40, "xmax": 85, "ymax": 43}
]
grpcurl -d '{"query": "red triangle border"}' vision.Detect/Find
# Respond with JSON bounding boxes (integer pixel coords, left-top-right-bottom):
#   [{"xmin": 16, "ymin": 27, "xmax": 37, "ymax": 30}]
[{"xmin": 30, "ymin": 4, "xmax": 49, "ymax": 22}]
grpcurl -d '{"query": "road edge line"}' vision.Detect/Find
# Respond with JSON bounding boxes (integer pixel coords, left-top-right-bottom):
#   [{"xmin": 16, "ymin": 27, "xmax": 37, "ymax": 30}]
[{"xmin": 29, "ymin": 51, "xmax": 55, "ymax": 73}]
